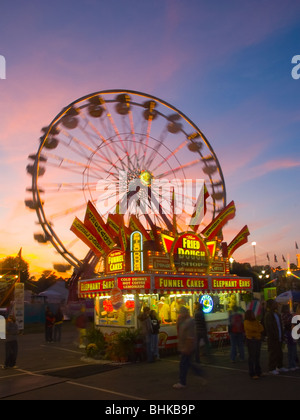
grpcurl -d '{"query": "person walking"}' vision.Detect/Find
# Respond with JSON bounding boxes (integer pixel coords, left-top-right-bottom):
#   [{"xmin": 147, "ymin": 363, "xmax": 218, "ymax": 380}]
[
  {"xmin": 76, "ymin": 306, "xmax": 89, "ymax": 349},
  {"xmin": 244, "ymin": 309, "xmax": 264, "ymax": 379},
  {"xmin": 53, "ymin": 307, "xmax": 64, "ymax": 343},
  {"xmin": 3, "ymin": 315, "xmax": 19, "ymax": 369},
  {"xmin": 229, "ymin": 306, "xmax": 245, "ymax": 363},
  {"xmin": 264, "ymin": 299, "xmax": 288, "ymax": 375},
  {"xmin": 150, "ymin": 309, "xmax": 160, "ymax": 360},
  {"xmin": 45, "ymin": 307, "xmax": 55, "ymax": 343},
  {"xmin": 194, "ymin": 302, "xmax": 210, "ymax": 363},
  {"xmin": 138, "ymin": 306, "xmax": 154, "ymax": 362},
  {"xmin": 173, "ymin": 307, "xmax": 206, "ymax": 389}
]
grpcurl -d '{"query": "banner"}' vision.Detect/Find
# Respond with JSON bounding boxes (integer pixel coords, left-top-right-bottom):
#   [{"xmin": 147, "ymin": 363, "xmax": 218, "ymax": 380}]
[
  {"xmin": 70, "ymin": 217, "xmax": 105, "ymax": 257},
  {"xmin": 107, "ymin": 213, "xmax": 122, "ymax": 237},
  {"xmin": 160, "ymin": 232, "xmax": 175, "ymax": 253},
  {"xmin": 84, "ymin": 201, "xmax": 115, "ymax": 254},
  {"xmin": 227, "ymin": 225, "xmax": 250, "ymax": 257},
  {"xmin": 118, "ymin": 216, "xmax": 128, "ymax": 251},
  {"xmin": 201, "ymin": 200, "xmax": 236, "ymax": 240}
]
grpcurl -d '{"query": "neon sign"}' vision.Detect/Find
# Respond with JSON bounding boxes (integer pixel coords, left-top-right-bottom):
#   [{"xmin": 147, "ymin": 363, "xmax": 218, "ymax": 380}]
[
  {"xmin": 200, "ymin": 295, "xmax": 214, "ymax": 314},
  {"xmin": 130, "ymin": 231, "xmax": 143, "ymax": 272},
  {"xmin": 171, "ymin": 233, "xmax": 209, "ymax": 274}
]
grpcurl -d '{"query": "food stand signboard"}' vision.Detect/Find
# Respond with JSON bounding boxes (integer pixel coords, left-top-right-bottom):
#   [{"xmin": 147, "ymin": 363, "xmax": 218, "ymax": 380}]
[
  {"xmin": 154, "ymin": 275, "xmax": 209, "ymax": 291},
  {"xmin": 170, "ymin": 233, "xmax": 210, "ymax": 274},
  {"xmin": 106, "ymin": 249, "xmax": 126, "ymax": 274},
  {"xmin": 79, "ymin": 278, "xmax": 115, "ymax": 297},
  {"xmin": 211, "ymin": 277, "xmax": 252, "ymax": 290},
  {"xmin": 117, "ymin": 275, "xmax": 151, "ymax": 291}
]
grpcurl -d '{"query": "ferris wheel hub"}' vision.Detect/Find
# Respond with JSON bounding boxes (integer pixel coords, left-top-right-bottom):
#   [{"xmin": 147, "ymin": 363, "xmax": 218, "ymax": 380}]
[{"xmin": 139, "ymin": 170, "xmax": 154, "ymax": 187}]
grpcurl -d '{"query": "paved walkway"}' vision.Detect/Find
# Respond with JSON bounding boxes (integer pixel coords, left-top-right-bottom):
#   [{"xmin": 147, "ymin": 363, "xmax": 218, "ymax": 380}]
[{"xmin": 1, "ymin": 323, "xmax": 300, "ymax": 401}]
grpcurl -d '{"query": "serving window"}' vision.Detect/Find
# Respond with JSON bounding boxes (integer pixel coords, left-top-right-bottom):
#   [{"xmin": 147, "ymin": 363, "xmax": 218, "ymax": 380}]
[{"xmin": 95, "ymin": 294, "xmax": 136, "ymax": 327}]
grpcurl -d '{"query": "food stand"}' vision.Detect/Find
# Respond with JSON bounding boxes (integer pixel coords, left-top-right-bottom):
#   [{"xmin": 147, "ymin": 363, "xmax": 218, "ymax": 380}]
[
  {"xmin": 77, "ymin": 202, "xmax": 253, "ymax": 350},
  {"xmin": 79, "ymin": 273, "xmax": 252, "ymax": 349}
]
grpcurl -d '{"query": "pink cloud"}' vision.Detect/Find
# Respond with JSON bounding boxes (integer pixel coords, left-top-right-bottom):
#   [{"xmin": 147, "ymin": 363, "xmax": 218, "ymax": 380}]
[{"xmin": 247, "ymin": 159, "xmax": 300, "ymax": 180}]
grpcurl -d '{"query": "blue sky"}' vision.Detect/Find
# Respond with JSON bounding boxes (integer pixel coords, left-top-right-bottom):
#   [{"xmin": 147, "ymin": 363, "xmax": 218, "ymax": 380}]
[{"xmin": 0, "ymin": 0, "xmax": 300, "ymax": 275}]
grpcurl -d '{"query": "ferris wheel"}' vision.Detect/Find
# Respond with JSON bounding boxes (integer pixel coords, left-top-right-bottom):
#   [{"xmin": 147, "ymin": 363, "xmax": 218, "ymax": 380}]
[{"xmin": 25, "ymin": 89, "xmax": 226, "ymax": 273}]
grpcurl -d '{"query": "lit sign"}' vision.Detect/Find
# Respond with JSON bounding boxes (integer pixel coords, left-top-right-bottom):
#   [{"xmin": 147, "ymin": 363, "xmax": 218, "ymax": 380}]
[
  {"xmin": 130, "ymin": 231, "xmax": 143, "ymax": 272},
  {"xmin": 106, "ymin": 249, "xmax": 125, "ymax": 273},
  {"xmin": 200, "ymin": 295, "xmax": 214, "ymax": 314},
  {"xmin": 79, "ymin": 278, "xmax": 115, "ymax": 297},
  {"xmin": 117, "ymin": 275, "xmax": 151, "ymax": 290},
  {"xmin": 154, "ymin": 276, "xmax": 208, "ymax": 290},
  {"xmin": 212, "ymin": 278, "xmax": 252, "ymax": 290},
  {"xmin": 170, "ymin": 233, "xmax": 209, "ymax": 274}
]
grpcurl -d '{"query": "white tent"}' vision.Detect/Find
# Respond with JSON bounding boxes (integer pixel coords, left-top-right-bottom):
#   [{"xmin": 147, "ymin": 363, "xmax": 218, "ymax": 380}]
[
  {"xmin": 39, "ymin": 281, "xmax": 68, "ymax": 303},
  {"xmin": 276, "ymin": 290, "xmax": 300, "ymax": 304}
]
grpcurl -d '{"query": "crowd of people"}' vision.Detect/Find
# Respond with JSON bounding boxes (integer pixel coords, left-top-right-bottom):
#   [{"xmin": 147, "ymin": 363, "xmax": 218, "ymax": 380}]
[
  {"xmin": 228, "ymin": 299, "xmax": 300, "ymax": 379},
  {"xmin": 137, "ymin": 297, "xmax": 300, "ymax": 389},
  {"xmin": 2, "ymin": 297, "xmax": 300, "ymax": 391}
]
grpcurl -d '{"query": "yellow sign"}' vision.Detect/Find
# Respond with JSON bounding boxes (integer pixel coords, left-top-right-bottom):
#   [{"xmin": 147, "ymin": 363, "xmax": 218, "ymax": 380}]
[
  {"xmin": 130, "ymin": 231, "xmax": 143, "ymax": 272},
  {"xmin": 106, "ymin": 249, "xmax": 125, "ymax": 274}
]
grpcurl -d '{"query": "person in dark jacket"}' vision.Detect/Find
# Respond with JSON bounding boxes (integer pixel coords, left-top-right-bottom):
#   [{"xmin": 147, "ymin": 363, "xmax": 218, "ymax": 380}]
[
  {"xmin": 150, "ymin": 310, "xmax": 160, "ymax": 360},
  {"xmin": 45, "ymin": 307, "xmax": 55, "ymax": 343},
  {"xmin": 264, "ymin": 299, "xmax": 288, "ymax": 375},
  {"xmin": 53, "ymin": 307, "xmax": 64, "ymax": 343},
  {"xmin": 194, "ymin": 302, "xmax": 210, "ymax": 363}
]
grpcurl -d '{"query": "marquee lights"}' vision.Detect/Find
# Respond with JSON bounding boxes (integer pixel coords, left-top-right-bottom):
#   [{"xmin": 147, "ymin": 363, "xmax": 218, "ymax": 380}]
[{"xmin": 130, "ymin": 231, "xmax": 143, "ymax": 272}]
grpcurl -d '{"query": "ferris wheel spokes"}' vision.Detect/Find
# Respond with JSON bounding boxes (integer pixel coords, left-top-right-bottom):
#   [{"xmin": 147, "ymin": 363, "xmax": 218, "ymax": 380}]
[{"xmin": 26, "ymin": 89, "xmax": 226, "ymax": 272}]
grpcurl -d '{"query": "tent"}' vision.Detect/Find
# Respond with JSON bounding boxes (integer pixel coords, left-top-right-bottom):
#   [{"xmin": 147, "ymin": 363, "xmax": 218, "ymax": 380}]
[
  {"xmin": 275, "ymin": 290, "xmax": 300, "ymax": 304},
  {"xmin": 38, "ymin": 281, "xmax": 68, "ymax": 304}
]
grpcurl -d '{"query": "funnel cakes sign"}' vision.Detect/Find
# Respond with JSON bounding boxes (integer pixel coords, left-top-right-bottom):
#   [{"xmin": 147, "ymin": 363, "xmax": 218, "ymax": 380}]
[{"xmin": 170, "ymin": 233, "xmax": 210, "ymax": 274}]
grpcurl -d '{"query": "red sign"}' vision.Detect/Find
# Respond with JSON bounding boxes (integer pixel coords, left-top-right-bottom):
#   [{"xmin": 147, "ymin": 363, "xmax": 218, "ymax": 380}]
[
  {"xmin": 170, "ymin": 233, "xmax": 209, "ymax": 274},
  {"xmin": 79, "ymin": 278, "xmax": 115, "ymax": 296},
  {"xmin": 117, "ymin": 276, "xmax": 151, "ymax": 290},
  {"xmin": 211, "ymin": 277, "xmax": 252, "ymax": 290},
  {"xmin": 154, "ymin": 276, "xmax": 209, "ymax": 291},
  {"xmin": 106, "ymin": 249, "xmax": 125, "ymax": 274}
]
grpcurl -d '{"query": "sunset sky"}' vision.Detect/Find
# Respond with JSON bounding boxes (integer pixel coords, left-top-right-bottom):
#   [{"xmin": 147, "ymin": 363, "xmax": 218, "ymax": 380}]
[{"xmin": 0, "ymin": 0, "xmax": 300, "ymax": 277}]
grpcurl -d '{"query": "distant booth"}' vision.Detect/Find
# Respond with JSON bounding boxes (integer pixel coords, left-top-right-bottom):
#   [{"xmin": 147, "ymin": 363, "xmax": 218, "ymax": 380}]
[{"xmin": 78, "ymin": 215, "xmax": 253, "ymax": 350}]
